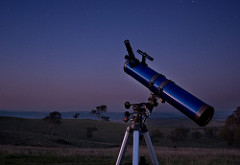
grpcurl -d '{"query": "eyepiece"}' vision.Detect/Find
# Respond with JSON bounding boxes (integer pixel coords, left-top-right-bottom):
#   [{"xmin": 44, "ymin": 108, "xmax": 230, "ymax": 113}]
[{"xmin": 124, "ymin": 40, "xmax": 135, "ymax": 58}]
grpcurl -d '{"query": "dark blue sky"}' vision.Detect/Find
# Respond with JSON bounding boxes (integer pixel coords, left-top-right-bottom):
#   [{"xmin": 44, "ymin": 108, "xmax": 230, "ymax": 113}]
[{"xmin": 0, "ymin": 0, "xmax": 239, "ymax": 113}]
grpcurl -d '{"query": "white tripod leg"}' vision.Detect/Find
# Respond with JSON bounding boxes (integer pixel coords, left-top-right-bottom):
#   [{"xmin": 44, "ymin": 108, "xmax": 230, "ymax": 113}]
[
  {"xmin": 133, "ymin": 130, "xmax": 139, "ymax": 165},
  {"xmin": 143, "ymin": 132, "xmax": 159, "ymax": 165},
  {"xmin": 116, "ymin": 128, "xmax": 130, "ymax": 165}
]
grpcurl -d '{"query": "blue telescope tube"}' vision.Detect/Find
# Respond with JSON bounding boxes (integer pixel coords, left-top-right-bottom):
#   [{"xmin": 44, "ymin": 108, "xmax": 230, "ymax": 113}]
[{"xmin": 124, "ymin": 61, "xmax": 214, "ymax": 126}]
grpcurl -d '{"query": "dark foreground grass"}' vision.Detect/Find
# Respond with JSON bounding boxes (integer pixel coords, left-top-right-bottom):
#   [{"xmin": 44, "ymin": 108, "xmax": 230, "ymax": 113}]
[
  {"xmin": 0, "ymin": 154, "xmax": 115, "ymax": 165},
  {"xmin": 0, "ymin": 145, "xmax": 240, "ymax": 165},
  {"xmin": 1, "ymin": 154, "xmax": 239, "ymax": 165}
]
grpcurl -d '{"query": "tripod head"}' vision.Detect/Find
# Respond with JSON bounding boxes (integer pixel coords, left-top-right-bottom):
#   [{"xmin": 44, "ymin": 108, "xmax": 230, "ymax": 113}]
[{"xmin": 123, "ymin": 93, "xmax": 158, "ymax": 124}]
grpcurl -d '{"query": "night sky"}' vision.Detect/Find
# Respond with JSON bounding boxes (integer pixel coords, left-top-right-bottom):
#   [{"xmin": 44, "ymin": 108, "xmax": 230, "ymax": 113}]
[{"xmin": 0, "ymin": 0, "xmax": 240, "ymax": 114}]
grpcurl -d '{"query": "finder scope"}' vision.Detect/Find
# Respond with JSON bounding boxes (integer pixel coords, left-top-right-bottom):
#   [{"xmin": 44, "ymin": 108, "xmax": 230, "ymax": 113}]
[{"xmin": 123, "ymin": 40, "xmax": 214, "ymax": 126}]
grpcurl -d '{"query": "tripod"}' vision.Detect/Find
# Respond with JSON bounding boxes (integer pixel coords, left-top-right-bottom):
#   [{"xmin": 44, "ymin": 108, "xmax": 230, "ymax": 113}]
[{"xmin": 116, "ymin": 96, "xmax": 159, "ymax": 165}]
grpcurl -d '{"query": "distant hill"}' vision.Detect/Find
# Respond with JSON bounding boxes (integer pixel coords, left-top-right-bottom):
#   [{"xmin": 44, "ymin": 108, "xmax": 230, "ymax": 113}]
[
  {"xmin": 0, "ymin": 110, "xmax": 184, "ymax": 120},
  {"xmin": 0, "ymin": 116, "xmax": 125, "ymax": 148},
  {"xmin": 0, "ymin": 116, "xmax": 227, "ymax": 148},
  {"xmin": 0, "ymin": 109, "xmax": 231, "ymax": 120}
]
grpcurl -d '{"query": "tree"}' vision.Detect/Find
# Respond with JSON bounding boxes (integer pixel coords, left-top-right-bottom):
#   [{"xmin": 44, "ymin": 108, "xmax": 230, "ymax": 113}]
[
  {"xmin": 73, "ymin": 113, "xmax": 79, "ymax": 119},
  {"xmin": 101, "ymin": 116, "xmax": 110, "ymax": 121},
  {"xmin": 43, "ymin": 111, "xmax": 62, "ymax": 136},
  {"xmin": 220, "ymin": 106, "xmax": 240, "ymax": 147},
  {"xmin": 90, "ymin": 105, "xmax": 109, "ymax": 122},
  {"xmin": 220, "ymin": 126, "xmax": 235, "ymax": 145},
  {"xmin": 226, "ymin": 107, "xmax": 240, "ymax": 126}
]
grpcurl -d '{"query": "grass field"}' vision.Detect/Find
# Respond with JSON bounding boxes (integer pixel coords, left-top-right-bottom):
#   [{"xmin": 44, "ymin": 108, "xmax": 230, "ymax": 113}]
[
  {"xmin": 0, "ymin": 145, "xmax": 239, "ymax": 165},
  {"xmin": 0, "ymin": 116, "xmax": 127, "ymax": 148},
  {"xmin": 0, "ymin": 116, "xmax": 238, "ymax": 164}
]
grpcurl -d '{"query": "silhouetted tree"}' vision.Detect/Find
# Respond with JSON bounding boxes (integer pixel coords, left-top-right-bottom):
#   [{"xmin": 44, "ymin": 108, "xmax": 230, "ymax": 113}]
[
  {"xmin": 101, "ymin": 116, "xmax": 110, "ymax": 121},
  {"xmin": 90, "ymin": 105, "xmax": 109, "ymax": 122},
  {"xmin": 73, "ymin": 113, "xmax": 79, "ymax": 119},
  {"xmin": 220, "ymin": 126, "xmax": 235, "ymax": 146},
  {"xmin": 43, "ymin": 111, "xmax": 62, "ymax": 136},
  {"xmin": 220, "ymin": 106, "xmax": 240, "ymax": 147}
]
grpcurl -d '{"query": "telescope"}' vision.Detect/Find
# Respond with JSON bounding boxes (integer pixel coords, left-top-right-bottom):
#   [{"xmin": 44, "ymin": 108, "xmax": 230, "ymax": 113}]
[{"xmin": 123, "ymin": 40, "xmax": 214, "ymax": 127}]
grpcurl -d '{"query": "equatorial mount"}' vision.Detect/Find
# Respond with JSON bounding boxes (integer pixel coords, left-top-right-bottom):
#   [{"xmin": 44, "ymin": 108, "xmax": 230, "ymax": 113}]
[{"xmin": 123, "ymin": 93, "xmax": 158, "ymax": 125}]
